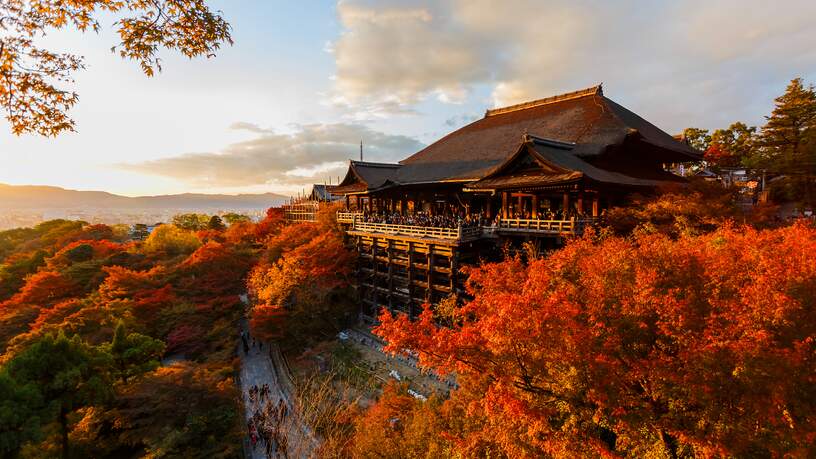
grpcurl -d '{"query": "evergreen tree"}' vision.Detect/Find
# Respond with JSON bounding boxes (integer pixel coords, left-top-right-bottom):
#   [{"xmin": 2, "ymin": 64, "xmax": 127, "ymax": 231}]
[
  {"xmin": 105, "ymin": 321, "xmax": 165, "ymax": 384},
  {"xmin": 5, "ymin": 332, "xmax": 113, "ymax": 459},
  {"xmin": 207, "ymin": 215, "xmax": 226, "ymax": 231},
  {"xmin": 0, "ymin": 372, "xmax": 42, "ymax": 457},
  {"xmin": 751, "ymin": 78, "xmax": 816, "ymax": 204}
]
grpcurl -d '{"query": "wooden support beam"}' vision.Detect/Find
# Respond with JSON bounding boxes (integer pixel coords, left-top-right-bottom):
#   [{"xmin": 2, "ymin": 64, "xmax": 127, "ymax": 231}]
[
  {"xmin": 502, "ymin": 191, "xmax": 509, "ymax": 218},
  {"xmin": 592, "ymin": 196, "xmax": 599, "ymax": 217},
  {"xmin": 562, "ymin": 192, "xmax": 570, "ymax": 217},
  {"xmin": 407, "ymin": 241, "xmax": 414, "ymax": 318},
  {"xmin": 577, "ymin": 194, "xmax": 584, "ymax": 216},
  {"xmin": 517, "ymin": 194, "xmax": 523, "ymax": 217},
  {"xmin": 532, "ymin": 195, "xmax": 538, "ymax": 219},
  {"xmin": 426, "ymin": 244, "xmax": 434, "ymax": 304}
]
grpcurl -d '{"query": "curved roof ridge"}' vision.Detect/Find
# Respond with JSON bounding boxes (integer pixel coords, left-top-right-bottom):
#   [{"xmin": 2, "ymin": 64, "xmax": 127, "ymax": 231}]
[
  {"xmin": 349, "ymin": 160, "xmax": 401, "ymax": 168},
  {"xmin": 485, "ymin": 84, "xmax": 603, "ymax": 117}
]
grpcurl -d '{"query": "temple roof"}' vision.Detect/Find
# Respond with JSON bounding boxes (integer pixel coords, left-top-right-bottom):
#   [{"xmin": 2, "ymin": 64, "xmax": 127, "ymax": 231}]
[
  {"xmin": 331, "ymin": 160, "xmax": 402, "ymax": 194},
  {"xmin": 331, "ymin": 85, "xmax": 700, "ymax": 193},
  {"xmin": 393, "ymin": 84, "xmax": 699, "ymax": 185},
  {"xmin": 468, "ymin": 135, "xmax": 684, "ymax": 190}
]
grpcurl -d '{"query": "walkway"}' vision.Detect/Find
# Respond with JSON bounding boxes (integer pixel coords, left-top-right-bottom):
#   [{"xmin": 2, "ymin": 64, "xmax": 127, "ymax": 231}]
[{"xmin": 238, "ymin": 320, "xmax": 318, "ymax": 458}]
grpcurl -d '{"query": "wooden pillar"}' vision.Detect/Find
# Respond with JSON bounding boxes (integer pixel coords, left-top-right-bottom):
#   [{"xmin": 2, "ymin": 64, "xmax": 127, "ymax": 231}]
[
  {"xmin": 592, "ymin": 196, "xmax": 599, "ymax": 217},
  {"xmin": 387, "ymin": 240, "xmax": 394, "ymax": 311},
  {"xmin": 426, "ymin": 245, "xmax": 434, "ymax": 303},
  {"xmin": 345, "ymin": 195, "xmax": 350, "ymax": 210},
  {"xmin": 562, "ymin": 192, "xmax": 570, "ymax": 217},
  {"xmin": 577, "ymin": 194, "xmax": 584, "ymax": 216},
  {"xmin": 501, "ymin": 191, "xmax": 509, "ymax": 218},
  {"xmin": 486, "ymin": 199, "xmax": 492, "ymax": 219},
  {"xmin": 517, "ymin": 194, "xmax": 523, "ymax": 217},
  {"xmin": 407, "ymin": 242, "xmax": 415, "ymax": 318},
  {"xmin": 450, "ymin": 251, "xmax": 457, "ymax": 291},
  {"xmin": 532, "ymin": 195, "xmax": 539, "ymax": 219}
]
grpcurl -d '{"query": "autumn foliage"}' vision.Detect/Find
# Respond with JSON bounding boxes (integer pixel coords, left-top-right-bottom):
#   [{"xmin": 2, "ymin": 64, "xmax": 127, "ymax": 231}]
[
  {"xmin": 375, "ymin": 222, "xmax": 816, "ymax": 457},
  {"xmin": 248, "ymin": 205, "xmax": 355, "ymax": 345}
]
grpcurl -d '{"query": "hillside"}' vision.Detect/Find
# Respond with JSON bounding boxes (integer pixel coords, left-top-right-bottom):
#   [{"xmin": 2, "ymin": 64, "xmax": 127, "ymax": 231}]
[{"xmin": 0, "ymin": 183, "xmax": 288, "ymax": 210}]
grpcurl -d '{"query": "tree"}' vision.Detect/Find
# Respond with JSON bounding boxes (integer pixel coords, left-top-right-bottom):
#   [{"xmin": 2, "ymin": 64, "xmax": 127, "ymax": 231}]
[
  {"xmin": 375, "ymin": 223, "xmax": 816, "ymax": 457},
  {"xmin": 748, "ymin": 78, "xmax": 816, "ymax": 205},
  {"xmin": 131, "ymin": 224, "xmax": 150, "ymax": 241},
  {"xmin": 681, "ymin": 127, "xmax": 712, "ymax": 151},
  {"xmin": 248, "ymin": 229, "xmax": 354, "ymax": 345},
  {"xmin": 103, "ymin": 321, "xmax": 164, "ymax": 384},
  {"xmin": 5, "ymin": 332, "xmax": 113, "ymax": 459},
  {"xmin": 207, "ymin": 215, "xmax": 226, "ymax": 231},
  {"xmin": 171, "ymin": 213, "xmax": 210, "ymax": 231},
  {"xmin": 706, "ymin": 122, "xmax": 758, "ymax": 168},
  {"xmin": 0, "ymin": 0, "xmax": 232, "ymax": 136},
  {"xmin": 222, "ymin": 213, "xmax": 250, "ymax": 225},
  {"xmin": 0, "ymin": 371, "xmax": 42, "ymax": 457},
  {"xmin": 142, "ymin": 224, "xmax": 201, "ymax": 256}
]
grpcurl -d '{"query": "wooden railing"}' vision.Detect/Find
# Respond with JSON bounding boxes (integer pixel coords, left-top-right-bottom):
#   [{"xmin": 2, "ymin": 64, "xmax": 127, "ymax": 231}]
[
  {"xmin": 283, "ymin": 202, "xmax": 320, "ymax": 223},
  {"xmin": 340, "ymin": 212, "xmax": 596, "ymax": 240},
  {"xmin": 336, "ymin": 211, "xmax": 362, "ymax": 223},
  {"xmin": 351, "ymin": 221, "xmax": 467, "ymax": 240},
  {"xmin": 497, "ymin": 218, "xmax": 595, "ymax": 235}
]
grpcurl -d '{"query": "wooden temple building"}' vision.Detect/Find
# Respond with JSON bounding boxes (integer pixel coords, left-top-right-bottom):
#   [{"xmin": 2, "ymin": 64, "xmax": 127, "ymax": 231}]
[{"xmin": 321, "ymin": 85, "xmax": 700, "ymax": 320}]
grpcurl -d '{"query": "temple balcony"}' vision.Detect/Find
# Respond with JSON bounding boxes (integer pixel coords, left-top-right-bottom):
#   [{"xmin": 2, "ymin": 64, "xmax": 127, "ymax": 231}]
[
  {"xmin": 495, "ymin": 217, "xmax": 596, "ymax": 236},
  {"xmin": 348, "ymin": 220, "xmax": 482, "ymax": 243}
]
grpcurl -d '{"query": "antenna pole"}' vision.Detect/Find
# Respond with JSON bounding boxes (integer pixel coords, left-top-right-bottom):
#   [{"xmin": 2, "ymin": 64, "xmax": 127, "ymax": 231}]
[{"xmin": 360, "ymin": 140, "xmax": 363, "ymax": 161}]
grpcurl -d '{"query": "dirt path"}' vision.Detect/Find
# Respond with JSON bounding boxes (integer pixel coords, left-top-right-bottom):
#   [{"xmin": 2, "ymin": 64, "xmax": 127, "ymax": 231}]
[{"xmin": 238, "ymin": 321, "xmax": 318, "ymax": 458}]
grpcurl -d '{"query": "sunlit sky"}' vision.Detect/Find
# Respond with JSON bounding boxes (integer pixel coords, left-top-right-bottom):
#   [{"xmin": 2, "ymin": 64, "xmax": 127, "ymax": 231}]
[{"xmin": 2, "ymin": 0, "xmax": 815, "ymax": 197}]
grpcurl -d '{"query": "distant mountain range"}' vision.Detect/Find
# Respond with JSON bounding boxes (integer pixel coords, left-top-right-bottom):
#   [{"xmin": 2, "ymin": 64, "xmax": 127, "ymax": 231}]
[{"xmin": 0, "ymin": 183, "xmax": 288, "ymax": 210}]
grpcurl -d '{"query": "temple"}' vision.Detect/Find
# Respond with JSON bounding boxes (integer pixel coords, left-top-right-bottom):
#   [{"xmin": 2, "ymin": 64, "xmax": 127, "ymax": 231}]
[{"xmin": 321, "ymin": 85, "xmax": 700, "ymax": 321}]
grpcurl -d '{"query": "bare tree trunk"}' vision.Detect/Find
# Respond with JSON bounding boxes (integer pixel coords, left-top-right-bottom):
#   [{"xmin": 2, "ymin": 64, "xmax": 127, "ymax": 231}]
[{"xmin": 59, "ymin": 407, "xmax": 69, "ymax": 459}]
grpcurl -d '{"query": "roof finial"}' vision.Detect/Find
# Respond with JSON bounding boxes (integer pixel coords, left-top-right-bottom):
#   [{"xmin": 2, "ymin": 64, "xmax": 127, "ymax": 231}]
[{"xmin": 360, "ymin": 140, "xmax": 363, "ymax": 162}]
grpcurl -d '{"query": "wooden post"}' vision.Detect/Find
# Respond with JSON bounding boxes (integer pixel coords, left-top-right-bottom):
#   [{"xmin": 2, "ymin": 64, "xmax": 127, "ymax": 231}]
[
  {"xmin": 387, "ymin": 239, "xmax": 394, "ymax": 311},
  {"xmin": 450, "ymin": 251, "xmax": 457, "ymax": 292},
  {"xmin": 532, "ymin": 195, "xmax": 538, "ymax": 219},
  {"xmin": 517, "ymin": 194, "xmax": 523, "ymax": 217},
  {"xmin": 486, "ymin": 199, "xmax": 492, "ymax": 219},
  {"xmin": 562, "ymin": 192, "xmax": 570, "ymax": 217},
  {"xmin": 592, "ymin": 196, "xmax": 599, "ymax": 217},
  {"xmin": 426, "ymin": 245, "xmax": 434, "ymax": 304},
  {"xmin": 577, "ymin": 194, "xmax": 584, "ymax": 216},
  {"xmin": 501, "ymin": 191, "xmax": 509, "ymax": 218},
  {"xmin": 407, "ymin": 242, "xmax": 414, "ymax": 318},
  {"xmin": 345, "ymin": 195, "xmax": 349, "ymax": 210}
]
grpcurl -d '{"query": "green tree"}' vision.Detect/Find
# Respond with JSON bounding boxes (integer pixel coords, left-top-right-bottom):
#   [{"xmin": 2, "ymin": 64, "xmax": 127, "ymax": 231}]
[
  {"xmin": 131, "ymin": 223, "xmax": 150, "ymax": 240},
  {"xmin": 172, "ymin": 213, "xmax": 209, "ymax": 231},
  {"xmin": 749, "ymin": 78, "xmax": 816, "ymax": 204},
  {"xmin": 142, "ymin": 225, "xmax": 201, "ymax": 256},
  {"xmin": 222, "ymin": 213, "xmax": 250, "ymax": 225},
  {"xmin": 0, "ymin": 371, "xmax": 42, "ymax": 457},
  {"xmin": 5, "ymin": 332, "xmax": 113, "ymax": 459},
  {"xmin": 0, "ymin": 0, "xmax": 232, "ymax": 136},
  {"xmin": 103, "ymin": 321, "xmax": 165, "ymax": 384},
  {"xmin": 682, "ymin": 127, "xmax": 711, "ymax": 151},
  {"xmin": 207, "ymin": 215, "xmax": 226, "ymax": 231},
  {"xmin": 706, "ymin": 122, "xmax": 758, "ymax": 169}
]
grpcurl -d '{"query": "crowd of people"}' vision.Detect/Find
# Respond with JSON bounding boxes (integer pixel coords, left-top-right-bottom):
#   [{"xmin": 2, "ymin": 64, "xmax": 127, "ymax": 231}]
[
  {"xmin": 359, "ymin": 211, "xmax": 488, "ymax": 229},
  {"xmin": 247, "ymin": 383, "xmax": 290, "ymax": 458},
  {"xmin": 355, "ymin": 207, "xmax": 586, "ymax": 229}
]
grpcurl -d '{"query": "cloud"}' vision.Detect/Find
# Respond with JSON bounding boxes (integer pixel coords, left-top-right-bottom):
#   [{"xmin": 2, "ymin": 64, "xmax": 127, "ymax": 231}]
[
  {"xmin": 118, "ymin": 123, "xmax": 424, "ymax": 188},
  {"xmin": 331, "ymin": 0, "xmax": 816, "ymax": 130}
]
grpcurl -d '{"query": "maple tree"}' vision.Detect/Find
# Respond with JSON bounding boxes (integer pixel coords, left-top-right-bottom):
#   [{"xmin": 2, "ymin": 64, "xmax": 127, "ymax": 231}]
[
  {"xmin": 0, "ymin": 0, "xmax": 232, "ymax": 136},
  {"xmin": 375, "ymin": 222, "xmax": 816, "ymax": 457},
  {"xmin": 248, "ymin": 217, "xmax": 355, "ymax": 345}
]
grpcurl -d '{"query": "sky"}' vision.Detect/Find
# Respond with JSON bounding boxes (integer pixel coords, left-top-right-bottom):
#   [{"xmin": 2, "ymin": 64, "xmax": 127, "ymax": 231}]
[{"xmin": 2, "ymin": 0, "xmax": 815, "ymax": 197}]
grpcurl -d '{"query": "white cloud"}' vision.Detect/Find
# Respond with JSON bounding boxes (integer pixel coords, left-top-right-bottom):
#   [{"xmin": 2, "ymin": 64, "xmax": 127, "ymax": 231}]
[
  {"xmin": 118, "ymin": 123, "xmax": 424, "ymax": 188},
  {"xmin": 331, "ymin": 0, "xmax": 816, "ymax": 130}
]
